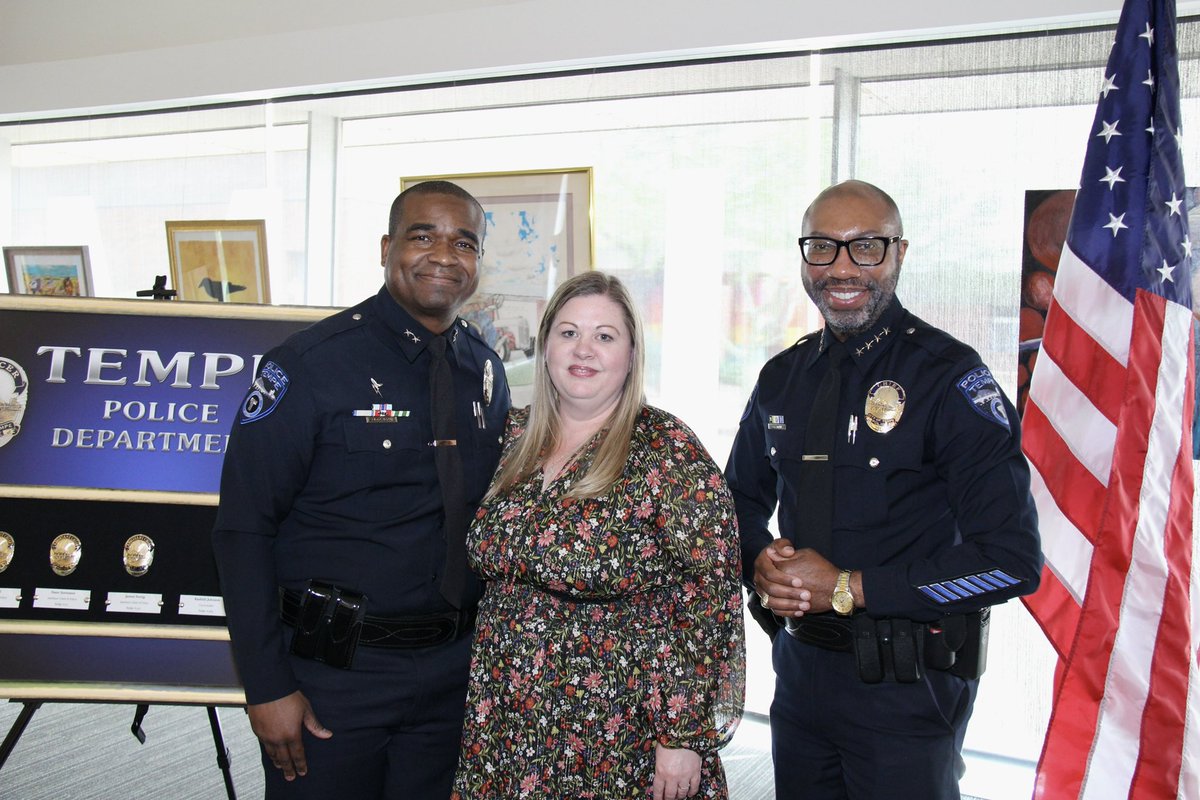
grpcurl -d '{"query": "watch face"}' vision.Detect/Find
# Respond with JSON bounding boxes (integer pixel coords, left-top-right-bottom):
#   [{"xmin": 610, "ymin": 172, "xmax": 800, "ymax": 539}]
[{"xmin": 832, "ymin": 591, "xmax": 854, "ymax": 616}]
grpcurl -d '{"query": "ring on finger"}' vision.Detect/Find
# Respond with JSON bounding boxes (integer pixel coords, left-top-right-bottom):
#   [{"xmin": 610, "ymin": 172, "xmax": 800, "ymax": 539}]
[{"xmin": 758, "ymin": 589, "xmax": 770, "ymax": 608}]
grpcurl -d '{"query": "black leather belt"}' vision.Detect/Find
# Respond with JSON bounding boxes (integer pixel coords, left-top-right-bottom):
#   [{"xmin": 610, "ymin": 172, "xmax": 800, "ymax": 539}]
[
  {"xmin": 784, "ymin": 612, "xmax": 857, "ymax": 652},
  {"xmin": 279, "ymin": 588, "xmax": 475, "ymax": 649}
]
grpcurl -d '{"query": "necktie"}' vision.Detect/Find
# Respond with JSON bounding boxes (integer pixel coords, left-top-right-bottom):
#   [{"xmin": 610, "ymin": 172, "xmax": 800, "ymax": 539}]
[
  {"xmin": 798, "ymin": 343, "xmax": 845, "ymax": 558},
  {"xmin": 429, "ymin": 334, "xmax": 469, "ymax": 608}
]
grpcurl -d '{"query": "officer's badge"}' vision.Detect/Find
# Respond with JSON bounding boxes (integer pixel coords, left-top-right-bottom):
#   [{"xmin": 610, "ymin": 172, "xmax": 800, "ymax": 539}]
[
  {"xmin": 956, "ymin": 367, "xmax": 1010, "ymax": 432},
  {"xmin": 122, "ymin": 534, "xmax": 155, "ymax": 577},
  {"xmin": 240, "ymin": 361, "xmax": 290, "ymax": 424},
  {"xmin": 865, "ymin": 380, "xmax": 906, "ymax": 434},
  {"xmin": 0, "ymin": 532, "xmax": 13, "ymax": 573},
  {"xmin": 50, "ymin": 533, "xmax": 82, "ymax": 577},
  {"xmin": 483, "ymin": 360, "xmax": 494, "ymax": 407},
  {"xmin": 0, "ymin": 357, "xmax": 29, "ymax": 449}
]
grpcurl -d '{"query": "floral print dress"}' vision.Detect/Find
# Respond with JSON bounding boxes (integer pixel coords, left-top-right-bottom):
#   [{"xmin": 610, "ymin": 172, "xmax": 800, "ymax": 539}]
[{"xmin": 452, "ymin": 405, "xmax": 745, "ymax": 800}]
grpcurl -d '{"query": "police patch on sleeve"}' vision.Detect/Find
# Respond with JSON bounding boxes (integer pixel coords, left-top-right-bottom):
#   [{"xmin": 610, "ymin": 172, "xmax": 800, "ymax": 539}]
[
  {"xmin": 955, "ymin": 366, "xmax": 1010, "ymax": 432},
  {"xmin": 239, "ymin": 361, "xmax": 290, "ymax": 424}
]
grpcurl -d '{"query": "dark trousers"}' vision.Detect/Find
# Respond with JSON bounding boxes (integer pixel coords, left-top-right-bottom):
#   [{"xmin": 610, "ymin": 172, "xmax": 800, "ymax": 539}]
[
  {"xmin": 262, "ymin": 634, "xmax": 471, "ymax": 800},
  {"xmin": 770, "ymin": 630, "xmax": 977, "ymax": 800}
]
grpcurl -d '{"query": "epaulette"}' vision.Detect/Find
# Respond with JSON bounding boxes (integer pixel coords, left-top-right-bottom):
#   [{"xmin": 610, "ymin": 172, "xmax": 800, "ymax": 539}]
[
  {"xmin": 284, "ymin": 301, "xmax": 370, "ymax": 356},
  {"xmin": 457, "ymin": 317, "xmax": 490, "ymax": 349},
  {"xmin": 760, "ymin": 329, "xmax": 820, "ymax": 369},
  {"xmin": 898, "ymin": 312, "xmax": 979, "ymax": 367}
]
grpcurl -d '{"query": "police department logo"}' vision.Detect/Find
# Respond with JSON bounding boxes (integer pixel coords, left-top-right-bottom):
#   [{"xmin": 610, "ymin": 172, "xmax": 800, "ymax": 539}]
[
  {"xmin": 865, "ymin": 380, "xmax": 906, "ymax": 434},
  {"xmin": 956, "ymin": 367, "xmax": 1010, "ymax": 432},
  {"xmin": 240, "ymin": 361, "xmax": 290, "ymax": 424},
  {"xmin": 0, "ymin": 357, "xmax": 30, "ymax": 449},
  {"xmin": 0, "ymin": 532, "xmax": 13, "ymax": 573}
]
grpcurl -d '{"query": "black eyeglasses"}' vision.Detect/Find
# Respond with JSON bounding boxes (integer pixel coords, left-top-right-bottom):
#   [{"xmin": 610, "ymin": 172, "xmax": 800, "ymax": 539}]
[{"xmin": 798, "ymin": 236, "xmax": 902, "ymax": 267}]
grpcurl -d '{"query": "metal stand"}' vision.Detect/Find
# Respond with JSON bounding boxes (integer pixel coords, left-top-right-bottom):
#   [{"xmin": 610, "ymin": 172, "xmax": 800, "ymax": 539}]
[
  {"xmin": 0, "ymin": 700, "xmax": 42, "ymax": 770},
  {"xmin": 0, "ymin": 700, "xmax": 237, "ymax": 799}
]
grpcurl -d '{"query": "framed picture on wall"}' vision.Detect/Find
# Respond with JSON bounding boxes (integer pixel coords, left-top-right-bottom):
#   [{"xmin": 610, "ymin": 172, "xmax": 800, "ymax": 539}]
[
  {"xmin": 3, "ymin": 246, "xmax": 93, "ymax": 296},
  {"xmin": 165, "ymin": 219, "xmax": 270, "ymax": 304},
  {"xmin": 400, "ymin": 168, "xmax": 594, "ymax": 369}
]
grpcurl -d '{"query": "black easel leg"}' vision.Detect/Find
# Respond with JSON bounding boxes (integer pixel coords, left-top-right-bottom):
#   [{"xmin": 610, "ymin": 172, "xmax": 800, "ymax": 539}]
[
  {"xmin": 207, "ymin": 706, "xmax": 237, "ymax": 800},
  {"xmin": 0, "ymin": 701, "xmax": 43, "ymax": 771}
]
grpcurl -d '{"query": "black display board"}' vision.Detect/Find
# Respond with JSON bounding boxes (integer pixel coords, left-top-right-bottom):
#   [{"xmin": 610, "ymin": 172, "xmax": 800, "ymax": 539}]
[{"xmin": 0, "ymin": 295, "xmax": 332, "ymax": 702}]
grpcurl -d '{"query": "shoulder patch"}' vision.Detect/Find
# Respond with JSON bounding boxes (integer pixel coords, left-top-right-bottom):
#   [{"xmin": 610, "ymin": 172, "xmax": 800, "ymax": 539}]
[
  {"xmin": 239, "ymin": 360, "xmax": 290, "ymax": 424},
  {"xmin": 955, "ymin": 366, "xmax": 1010, "ymax": 432}
]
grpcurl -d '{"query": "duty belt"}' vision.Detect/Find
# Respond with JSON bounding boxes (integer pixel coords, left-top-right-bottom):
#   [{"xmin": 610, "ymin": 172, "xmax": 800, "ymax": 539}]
[
  {"xmin": 280, "ymin": 588, "xmax": 475, "ymax": 649},
  {"xmin": 785, "ymin": 609, "xmax": 988, "ymax": 682}
]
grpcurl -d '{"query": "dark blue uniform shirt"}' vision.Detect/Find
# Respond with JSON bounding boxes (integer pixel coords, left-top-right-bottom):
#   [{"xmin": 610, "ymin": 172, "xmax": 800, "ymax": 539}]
[
  {"xmin": 726, "ymin": 297, "xmax": 1041, "ymax": 621},
  {"xmin": 213, "ymin": 287, "xmax": 510, "ymax": 704}
]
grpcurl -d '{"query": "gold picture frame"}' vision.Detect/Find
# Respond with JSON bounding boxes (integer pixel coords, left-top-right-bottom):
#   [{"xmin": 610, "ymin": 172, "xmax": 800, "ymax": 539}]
[
  {"xmin": 400, "ymin": 168, "xmax": 594, "ymax": 369},
  {"xmin": 165, "ymin": 219, "xmax": 270, "ymax": 304},
  {"xmin": 3, "ymin": 246, "xmax": 93, "ymax": 296}
]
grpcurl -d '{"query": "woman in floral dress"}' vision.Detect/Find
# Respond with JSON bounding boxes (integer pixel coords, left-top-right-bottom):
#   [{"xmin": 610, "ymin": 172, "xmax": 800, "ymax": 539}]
[{"xmin": 452, "ymin": 272, "xmax": 745, "ymax": 800}]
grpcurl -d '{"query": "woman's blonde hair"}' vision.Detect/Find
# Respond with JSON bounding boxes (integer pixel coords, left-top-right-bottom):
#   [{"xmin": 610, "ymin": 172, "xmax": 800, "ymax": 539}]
[{"xmin": 489, "ymin": 271, "xmax": 646, "ymax": 499}]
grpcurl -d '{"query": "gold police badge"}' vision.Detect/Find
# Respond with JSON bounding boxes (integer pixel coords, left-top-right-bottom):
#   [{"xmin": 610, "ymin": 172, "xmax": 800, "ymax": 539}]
[
  {"xmin": 123, "ymin": 534, "xmax": 156, "ymax": 577},
  {"xmin": 864, "ymin": 380, "xmax": 906, "ymax": 434},
  {"xmin": 0, "ymin": 532, "xmax": 13, "ymax": 573},
  {"xmin": 483, "ymin": 360, "xmax": 494, "ymax": 407},
  {"xmin": 0, "ymin": 357, "xmax": 30, "ymax": 449},
  {"xmin": 50, "ymin": 533, "xmax": 82, "ymax": 577}
]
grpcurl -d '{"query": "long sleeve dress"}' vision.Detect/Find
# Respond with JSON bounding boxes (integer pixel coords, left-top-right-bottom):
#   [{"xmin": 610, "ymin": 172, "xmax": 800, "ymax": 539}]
[{"xmin": 452, "ymin": 405, "xmax": 745, "ymax": 800}]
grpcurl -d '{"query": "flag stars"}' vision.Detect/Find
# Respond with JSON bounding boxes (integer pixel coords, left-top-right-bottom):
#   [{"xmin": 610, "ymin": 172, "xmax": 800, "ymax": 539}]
[
  {"xmin": 1103, "ymin": 213, "xmax": 1128, "ymax": 237},
  {"xmin": 1099, "ymin": 166, "xmax": 1126, "ymax": 189},
  {"xmin": 1097, "ymin": 120, "xmax": 1122, "ymax": 143},
  {"xmin": 1182, "ymin": 235, "xmax": 1193, "ymax": 259},
  {"xmin": 1142, "ymin": 70, "xmax": 1154, "ymax": 89},
  {"xmin": 1156, "ymin": 261, "xmax": 1175, "ymax": 283},
  {"xmin": 1147, "ymin": 119, "xmax": 1156, "ymax": 136},
  {"xmin": 1165, "ymin": 193, "xmax": 1183, "ymax": 216},
  {"xmin": 1100, "ymin": 74, "xmax": 1120, "ymax": 98},
  {"xmin": 1139, "ymin": 23, "xmax": 1154, "ymax": 46}
]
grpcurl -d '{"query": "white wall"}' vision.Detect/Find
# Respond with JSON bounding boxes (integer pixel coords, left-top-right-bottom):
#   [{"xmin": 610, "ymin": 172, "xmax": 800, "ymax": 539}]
[{"xmin": 0, "ymin": 0, "xmax": 1143, "ymax": 119}]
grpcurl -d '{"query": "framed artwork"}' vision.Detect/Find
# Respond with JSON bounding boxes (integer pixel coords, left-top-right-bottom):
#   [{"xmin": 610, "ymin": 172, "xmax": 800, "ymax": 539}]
[
  {"xmin": 3, "ymin": 246, "xmax": 92, "ymax": 296},
  {"xmin": 165, "ymin": 219, "xmax": 270, "ymax": 304},
  {"xmin": 400, "ymin": 168, "xmax": 594, "ymax": 374}
]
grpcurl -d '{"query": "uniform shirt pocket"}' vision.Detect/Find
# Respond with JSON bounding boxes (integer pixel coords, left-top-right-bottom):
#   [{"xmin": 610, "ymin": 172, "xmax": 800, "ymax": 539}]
[{"xmin": 835, "ymin": 442, "xmax": 923, "ymax": 529}]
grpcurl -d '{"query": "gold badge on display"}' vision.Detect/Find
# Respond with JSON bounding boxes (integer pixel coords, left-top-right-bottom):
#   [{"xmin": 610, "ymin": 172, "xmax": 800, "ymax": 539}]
[
  {"xmin": 0, "ymin": 532, "xmax": 13, "ymax": 573},
  {"xmin": 864, "ymin": 380, "xmax": 906, "ymax": 434},
  {"xmin": 123, "ymin": 534, "xmax": 156, "ymax": 577},
  {"xmin": 483, "ymin": 360, "xmax": 494, "ymax": 407},
  {"xmin": 50, "ymin": 533, "xmax": 82, "ymax": 577}
]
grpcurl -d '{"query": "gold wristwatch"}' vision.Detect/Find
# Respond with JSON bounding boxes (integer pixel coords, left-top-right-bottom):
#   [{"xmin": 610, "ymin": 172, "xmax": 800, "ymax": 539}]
[{"xmin": 832, "ymin": 569, "xmax": 855, "ymax": 616}]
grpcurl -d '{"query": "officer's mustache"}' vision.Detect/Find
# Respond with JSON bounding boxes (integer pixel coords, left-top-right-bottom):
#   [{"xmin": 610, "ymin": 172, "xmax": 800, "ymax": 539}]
[{"xmin": 813, "ymin": 277, "xmax": 872, "ymax": 292}]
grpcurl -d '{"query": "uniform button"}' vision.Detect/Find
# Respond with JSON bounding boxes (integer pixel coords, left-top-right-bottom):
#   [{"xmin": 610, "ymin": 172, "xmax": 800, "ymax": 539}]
[
  {"xmin": 382, "ymin": 439, "xmax": 392, "ymax": 449},
  {"xmin": 770, "ymin": 447, "xmax": 777, "ymax": 456},
  {"xmin": 497, "ymin": 436, "xmax": 503, "ymax": 444},
  {"xmin": 869, "ymin": 457, "xmax": 880, "ymax": 468},
  {"xmin": 906, "ymin": 327, "xmax": 915, "ymax": 334},
  {"xmin": 460, "ymin": 320, "xmax": 468, "ymax": 327},
  {"xmin": 353, "ymin": 313, "xmax": 363, "ymax": 321}
]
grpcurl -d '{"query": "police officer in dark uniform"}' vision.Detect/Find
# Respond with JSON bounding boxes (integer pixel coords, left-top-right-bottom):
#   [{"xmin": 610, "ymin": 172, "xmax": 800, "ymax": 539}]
[
  {"xmin": 212, "ymin": 180, "xmax": 510, "ymax": 799},
  {"xmin": 725, "ymin": 180, "xmax": 1042, "ymax": 799}
]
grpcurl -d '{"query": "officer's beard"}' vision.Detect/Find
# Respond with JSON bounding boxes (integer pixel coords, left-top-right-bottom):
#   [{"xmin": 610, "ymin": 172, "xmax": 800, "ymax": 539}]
[{"xmin": 803, "ymin": 268, "xmax": 900, "ymax": 340}]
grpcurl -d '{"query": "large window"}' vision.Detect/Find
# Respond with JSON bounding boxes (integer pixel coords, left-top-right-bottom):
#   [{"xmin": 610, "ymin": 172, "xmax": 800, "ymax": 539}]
[{"xmin": 3, "ymin": 17, "xmax": 1197, "ymax": 796}]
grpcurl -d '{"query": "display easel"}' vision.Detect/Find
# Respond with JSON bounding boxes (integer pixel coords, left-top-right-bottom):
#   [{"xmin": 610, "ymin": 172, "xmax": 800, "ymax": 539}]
[{"xmin": 0, "ymin": 698, "xmax": 238, "ymax": 799}]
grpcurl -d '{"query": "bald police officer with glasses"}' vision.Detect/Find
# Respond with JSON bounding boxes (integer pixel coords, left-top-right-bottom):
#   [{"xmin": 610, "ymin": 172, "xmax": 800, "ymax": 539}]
[{"xmin": 725, "ymin": 180, "xmax": 1041, "ymax": 799}]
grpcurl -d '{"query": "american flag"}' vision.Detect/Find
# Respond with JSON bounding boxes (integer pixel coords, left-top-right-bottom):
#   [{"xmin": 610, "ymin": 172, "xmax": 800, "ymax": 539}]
[{"xmin": 1020, "ymin": 0, "xmax": 1197, "ymax": 797}]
